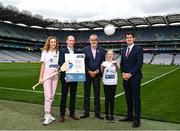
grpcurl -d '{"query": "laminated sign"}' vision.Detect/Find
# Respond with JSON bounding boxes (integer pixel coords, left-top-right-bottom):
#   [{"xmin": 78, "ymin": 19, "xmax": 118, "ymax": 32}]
[{"xmin": 65, "ymin": 53, "xmax": 86, "ymax": 81}]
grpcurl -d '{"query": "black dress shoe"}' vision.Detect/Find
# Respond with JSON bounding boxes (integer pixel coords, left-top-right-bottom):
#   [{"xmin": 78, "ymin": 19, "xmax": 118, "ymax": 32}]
[
  {"xmin": 119, "ymin": 117, "xmax": 133, "ymax": 122},
  {"xmin": 95, "ymin": 114, "xmax": 104, "ymax": 120},
  {"xmin": 109, "ymin": 115, "xmax": 114, "ymax": 121},
  {"xmin": 132, "ymin": 120, "xmax": 140, "ymax": 128},
  {"xmin": 80, "ymin": 114, "xmax": 89, "ymax": 119},
  {"xmin": 105, "ymin": 115, "xmax": 109, "ymax": 122}
]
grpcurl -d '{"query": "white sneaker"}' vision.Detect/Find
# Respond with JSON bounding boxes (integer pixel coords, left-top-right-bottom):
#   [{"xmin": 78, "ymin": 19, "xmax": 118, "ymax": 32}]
[
  {"xmin": 44, "ymin": 113, "xmax": 48, "ymax": 120},
  {"xmin": 44, "ymin": 114, "xmax": 55, "ymax": 121},
  {"xmin": 50, "ymin": 115, "xmax": 55, "ymax": 121},
  {"xmin": 43, "ymin": 114, "xmax": 54, "ymax": 125}
]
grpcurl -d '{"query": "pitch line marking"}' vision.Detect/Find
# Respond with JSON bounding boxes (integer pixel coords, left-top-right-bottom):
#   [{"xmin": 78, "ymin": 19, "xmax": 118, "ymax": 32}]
[
  {"xmin": 0, "ymin": 86, "xmax": 105, "ymax": 100},
  {"xmin": 115, "ymin": 67, "xmax": 180, "ymax": 98},
  {"xmin": 0, "ymin": 67, "xmax": 179, "ymax": 101}
]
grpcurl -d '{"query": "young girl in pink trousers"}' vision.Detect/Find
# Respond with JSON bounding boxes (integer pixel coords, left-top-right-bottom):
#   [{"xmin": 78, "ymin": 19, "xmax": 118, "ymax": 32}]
[{"xmin": 38, "ymin": 36, "xmax": 59, "ymax": 125}]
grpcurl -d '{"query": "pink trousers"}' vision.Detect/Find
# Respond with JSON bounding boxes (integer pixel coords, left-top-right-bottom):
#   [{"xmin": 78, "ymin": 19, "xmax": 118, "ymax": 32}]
[{"xmin": 43, "ymin": 68, "xmax": 58, "ymax": 113}]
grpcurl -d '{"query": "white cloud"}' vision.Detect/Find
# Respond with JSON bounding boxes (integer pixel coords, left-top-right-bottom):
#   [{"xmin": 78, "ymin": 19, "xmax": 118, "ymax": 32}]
[{"xmin": 1, "ymin": 0, "xmax": 180, "ymax": 21}]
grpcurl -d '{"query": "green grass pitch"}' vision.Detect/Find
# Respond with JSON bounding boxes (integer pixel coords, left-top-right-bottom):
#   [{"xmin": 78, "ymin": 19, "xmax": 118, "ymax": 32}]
[{"xmin": 0, "ymin": 62, "xmax": 180, "ymax": 124}]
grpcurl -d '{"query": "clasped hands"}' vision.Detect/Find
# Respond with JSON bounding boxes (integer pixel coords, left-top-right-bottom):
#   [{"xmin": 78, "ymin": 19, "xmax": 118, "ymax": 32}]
[
  {"xmin": 88, "ymin": 70, "xmax": 99, "ymax": 78},
  {"xmin": 122, "ymin": 72, "xmax": 132, "ymax": 81}
]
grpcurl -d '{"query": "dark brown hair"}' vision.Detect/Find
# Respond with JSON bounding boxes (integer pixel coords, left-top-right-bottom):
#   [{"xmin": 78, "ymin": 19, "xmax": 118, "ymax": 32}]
[{"xmin": 125, "ymin": 32, "xmax": 135, "ymax": 38}]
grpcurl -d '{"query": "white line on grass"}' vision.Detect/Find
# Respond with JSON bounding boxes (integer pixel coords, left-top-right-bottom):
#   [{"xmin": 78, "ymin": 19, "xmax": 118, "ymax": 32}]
[
  {"xmin": 115, "ymin": 67, "xmax": 180, "ymax": 98},
  {"xmin": 0, "ymin": 86, "xmax": 105, "ymax": 100},
  {"xmin": 0, "ymin": 67, "xmax": 179, "ymax": 101}
]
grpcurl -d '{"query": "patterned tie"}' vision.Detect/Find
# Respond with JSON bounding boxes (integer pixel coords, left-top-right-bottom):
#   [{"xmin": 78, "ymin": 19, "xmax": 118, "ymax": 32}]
[{"xmin": 126, "ymin": 47, "xmax": 130, "ymax": 58}]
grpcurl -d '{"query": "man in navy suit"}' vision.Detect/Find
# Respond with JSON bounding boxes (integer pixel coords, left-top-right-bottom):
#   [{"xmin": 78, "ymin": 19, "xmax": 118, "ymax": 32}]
[
  {"xmin": 119, "ymin": 32, "xmax": 143, "ymax": 128},
  {"xmin": 80, "ymin": 34, "xmax": 106, "ymax": 120},
  {"xmin": 58, "ymin": 35, "xmax": 80, "ymax": 122}
]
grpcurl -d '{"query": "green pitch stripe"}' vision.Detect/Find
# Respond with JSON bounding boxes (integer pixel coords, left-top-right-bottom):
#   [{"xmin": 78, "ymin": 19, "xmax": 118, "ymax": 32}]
[
  {"xmin": 0, "ymin": 86, "xmax": 105, "ymax": 100},
  {"xmin": 115, "ymin": 67, "xmax": 180, "ymax": 98},
  {"xmin": 0, "ymin": 67, "xmax": 179, "ymax": 100}
]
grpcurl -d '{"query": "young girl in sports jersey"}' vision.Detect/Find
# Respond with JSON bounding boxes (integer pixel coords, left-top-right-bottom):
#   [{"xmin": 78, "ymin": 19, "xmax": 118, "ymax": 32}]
[
  {"xmin": 101, "ymin": 49, "xmax": 119, "ymax": 122},
  {"xmin": 38, "ymin": 36, "xmax": 59, "ymax": 125}
]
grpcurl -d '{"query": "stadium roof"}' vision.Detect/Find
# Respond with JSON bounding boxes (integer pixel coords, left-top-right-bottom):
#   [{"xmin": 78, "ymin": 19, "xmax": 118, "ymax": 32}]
[{"xmin": 1, "ymin": 3, "xmax": 180, "ymax": 30}]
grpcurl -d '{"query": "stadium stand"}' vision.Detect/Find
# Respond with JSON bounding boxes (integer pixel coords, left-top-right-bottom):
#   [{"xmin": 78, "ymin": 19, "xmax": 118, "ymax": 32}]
[
  {"xmin": 151, "ymin": 53, "xmax": 173, "ymax": 65},
  {"xmin": 0, "ymin": 49, "xmax": 40, "ymax": 62},
  {"xmin": 0, "ymin": 3, "xmax": 180, "ymax": 64},
  {"xmin": 143, "ymin": 53, "xmax": 154, "ymax": 64},
  {"xmin": 174, "ymin": 54, "xmax": 180, "ymax": 65}
]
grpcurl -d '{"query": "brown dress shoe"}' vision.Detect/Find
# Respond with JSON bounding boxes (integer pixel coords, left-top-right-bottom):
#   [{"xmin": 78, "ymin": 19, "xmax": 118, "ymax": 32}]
[
  {"xmin": 59, "ymin": 115, "xmax": 65, "ymax": 122},
  {"xmin": 70, "ymin": 115, "xmax": 80, "ymax": 120}
]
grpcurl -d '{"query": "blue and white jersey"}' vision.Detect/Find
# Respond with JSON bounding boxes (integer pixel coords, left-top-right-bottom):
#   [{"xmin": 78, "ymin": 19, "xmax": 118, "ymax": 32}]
[
  {"xmin": 40, "ymin": 50, "xmax": 59, "ymax": 69},
  {"xmin": 102, "ymin": 61, "xmax": 118, "ymax": 85}
]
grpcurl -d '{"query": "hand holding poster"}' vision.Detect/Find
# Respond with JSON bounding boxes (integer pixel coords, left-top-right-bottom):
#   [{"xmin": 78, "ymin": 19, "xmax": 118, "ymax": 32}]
[{"xmin": 65, "ymin": 53, "xmax": 86, "ymax": 81}]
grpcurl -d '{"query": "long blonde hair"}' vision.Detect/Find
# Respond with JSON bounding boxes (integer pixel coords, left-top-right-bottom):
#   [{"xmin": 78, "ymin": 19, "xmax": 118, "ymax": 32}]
[{"xmin": 42, "ymin": 36, "xmax": 59, "ymax": 53}]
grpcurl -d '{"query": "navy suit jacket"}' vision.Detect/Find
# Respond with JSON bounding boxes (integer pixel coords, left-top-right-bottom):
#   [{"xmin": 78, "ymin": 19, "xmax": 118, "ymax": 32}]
[
  {"xmin": 82, "ymin": 45, "xmax": 106, "ymax": 74},
  {"xmin": 120, "ymin": 45, "xmax": 143, "ymax": 80},
  {"xmin": 58, "ymin": 47, "xmax": 80, "ymax": 80}
]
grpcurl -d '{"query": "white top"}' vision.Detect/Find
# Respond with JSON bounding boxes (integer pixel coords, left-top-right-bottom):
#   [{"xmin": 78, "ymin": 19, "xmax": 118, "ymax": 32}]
[
  {"xmin": 102, "ymin": 61, "xmax": 118, "ymax": 85},
  {"xmin": 67, "ymin": 46, "xmax": 74, "ymax": 54},
  {"xmin": 40, "ymin": 50, "xmax": 59, "ymax": 69}
]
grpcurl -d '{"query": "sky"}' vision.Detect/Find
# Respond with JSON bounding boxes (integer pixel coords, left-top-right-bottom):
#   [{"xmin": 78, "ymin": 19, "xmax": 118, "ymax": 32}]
[{"xmin": 1, "ymin": 0, "xmax": 180, "ymax": 22}]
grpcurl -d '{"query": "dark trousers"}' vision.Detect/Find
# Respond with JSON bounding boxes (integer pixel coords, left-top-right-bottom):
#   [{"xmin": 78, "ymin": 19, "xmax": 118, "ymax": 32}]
[
  {"xmin": 123, "ymin": 78, "xmax": 141, "ymax": 121},
  {"xmin": 60, "ymin": 79, "xmax": 78, "ymax": 116},
  {"xmin": 83, "ymin": 74, "xmax": 101, "ymax": 115},
  {"xmin": 104, "ymin": 85, "xmax": 116, "ymax": 116}
]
